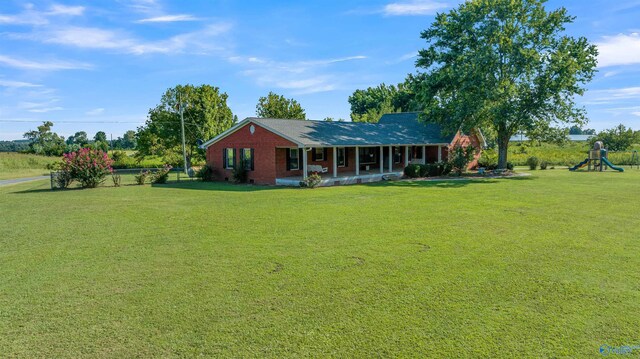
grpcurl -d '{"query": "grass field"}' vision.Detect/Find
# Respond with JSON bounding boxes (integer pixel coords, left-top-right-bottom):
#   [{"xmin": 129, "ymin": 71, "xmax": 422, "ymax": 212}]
[
  {"xmin": 1, "ymin": 169, "xmax": 640, "ymax": 357},
  {"xmin": 503, "ymin": 142, "xmax": 640, "ymax": 167},
  {"xmin": 0, "ymin": 152, "xmax": 59, "ymax": 180}
]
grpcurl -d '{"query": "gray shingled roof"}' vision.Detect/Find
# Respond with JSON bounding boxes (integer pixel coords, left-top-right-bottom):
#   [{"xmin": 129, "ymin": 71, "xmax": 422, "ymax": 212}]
[{"xmin": 248, "ymin": 112, "xmax": 453, "ymax": 147}]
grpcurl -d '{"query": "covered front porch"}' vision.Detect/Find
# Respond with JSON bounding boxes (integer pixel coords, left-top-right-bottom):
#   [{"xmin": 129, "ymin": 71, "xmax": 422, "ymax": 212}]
[
  {"xmin": 275, "ymin": 144, "xmax": 447, "ymax": 186},
  {"xmin": 275, "ymin": 170, "xmax": 404, "ymax": 187}
]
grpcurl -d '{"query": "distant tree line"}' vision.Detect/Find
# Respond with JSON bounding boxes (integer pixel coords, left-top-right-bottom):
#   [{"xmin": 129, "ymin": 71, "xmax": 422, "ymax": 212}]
[
  {"xmin": 16, "ymin": 86, "xmax": 310, "ymax": 161},
  {"xmin": 0, "ymin": 140, "xmax": 30, "ymax": 152},
  {"xmin": 17, "ymin": 121, "xmax": 138, "ymax": 156}
]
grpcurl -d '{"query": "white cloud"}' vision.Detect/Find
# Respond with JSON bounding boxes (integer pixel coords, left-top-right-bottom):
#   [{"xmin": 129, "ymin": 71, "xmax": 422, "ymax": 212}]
[
  {"xmin": 234, "ymin": 55, "xmax": 367, "ymax": 94},
  {"xmin": 129, "ymin": 23, "xmax": 231, "ymax": 55},
  {"xmin": 596, "ymin": 33, "xmax": 640, "ymax": 67},
  {"xmin": 0, "ymin": 3, "xmax": 84, "ymax": 25},
  {"xmin": 41, "ymin": 26, "xmax": 136, "ymax": 50},
  {"xmin": 128, "ymin": 0, "xmax": 199, "ymax": 25},
  {"xmin": 0, "ymin": 55, "xmax": 92, "ymax": 71},
  {"xmin": 13, "ymin": 23, "xmax": 232, "ymax": 55},
  {"xmin": 581, "ymin": 88, "xmax": 640, "ymax": 121},
  {"xmin": 591, "ymin": 87, "xmax": 640, "ymax": 101},
  {"xmin": 127, "ymin": 0, "xmax": 161, "ymax": 15},
  {"xmin": 48, "ymin": 4, "xmax": 85, "ymax": 16},
  {"xmin": 18, "ymin": 99, "xmax": 63, "ymax": 113},
  {"xmin": 383, "ymin": 0, "xmax": 450, "ymax": 16},
  {"xmin": 0, "ymin": 80, "xmax": 42, "ymax": 88},
  {"xmin": 28, "ymin": 107, "xmax": 64, "ymax": 113},
  {"xmin": 136, "ymin": 14, "xmax": 199, "ymax": 23},
  {"xmin": 386, "ymin": 51, "xmax": 419, "ymax": 65},
  {"xmin": 86, "ymin": 108, "xmax": 105, "ymax": 115}
]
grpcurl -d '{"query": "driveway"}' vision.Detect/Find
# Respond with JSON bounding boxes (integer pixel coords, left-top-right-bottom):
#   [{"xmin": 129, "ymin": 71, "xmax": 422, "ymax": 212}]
[{"xmin": 0, "ymin": 176, "xmax": 48, "ymax": 187}]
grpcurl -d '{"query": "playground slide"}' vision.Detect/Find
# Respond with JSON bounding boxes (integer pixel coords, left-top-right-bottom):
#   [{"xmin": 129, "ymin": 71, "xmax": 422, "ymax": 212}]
[
  {"xmin": 569, "ymin": 158, "xmax": 589, "ymax": 171},
  {"xmin": 601, "ymin": 157, "xmax": 624, "ymax": 172}
]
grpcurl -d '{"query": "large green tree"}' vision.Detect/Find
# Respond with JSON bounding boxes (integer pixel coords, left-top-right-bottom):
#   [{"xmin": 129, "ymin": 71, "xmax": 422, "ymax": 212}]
[
  {"xmin": 255, "ymin": 92, "xmax": 306, "ymax": 119},
  {"xmin": 94, "ymin": 131, "xmax": 107, "ymax": 143},
  {"xmin": 113, "ymin": 130, "xmax": 137, "ymax": 149},
  {"xmin": 23, "ymin": 121, "xmax": 66, "ymax": 156},
  {"xmin": 137, "ymin": 84, "xmax": 235, "ymax": 167},
  {"xmin": 66, "ymin": 131, "xmax": 88, "ymax": 146},
  {"xmin": 415, "ymin": 0, "xmax": 598, "ymax": 168},
  {"xmin": 591, "ymin": 124, "xmax": 636, "ymax": 151},
  {"xmin": 348, "ymin": 79, "xmax": 419, "ymax": 123}
]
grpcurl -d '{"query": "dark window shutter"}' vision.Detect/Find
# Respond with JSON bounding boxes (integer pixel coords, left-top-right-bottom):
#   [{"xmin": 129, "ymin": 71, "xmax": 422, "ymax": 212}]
[
  {"xmin": 344, "ymin": 148, "xmax": 349, "ymax": 167},
  {"xmin": 250, "ymin": 148, "xmax": 255, "ymax": 171},
  {"xmin": 311, "ymin": 148, "xmax": 317, "ymax": 161},
  {"xmin": 222, "ymin": 148, "xmax": 227, "ymax": 168},
  {"xmin": 286, "ymin": 149, "xmax": 291, "ymax": 170},
  {"xmin": 323, "ymin": 148, "xmax": 328, "ymax": 160},
  {"xmin": 299, "ymin": 148, "xmax": 303, "ymax": 169}
]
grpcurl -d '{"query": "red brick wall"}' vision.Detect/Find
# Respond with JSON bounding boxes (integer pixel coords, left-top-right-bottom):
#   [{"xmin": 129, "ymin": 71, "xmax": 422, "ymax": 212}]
[
  {"xmin": 448, "ymin": 130, "xmax": 483, "ymax": 169},
  {"xmin": 275, "ymin": 148, "xmax": 303, "ymax": 179},
  {"xmin": 206, "ymin": 122, "xmax": 297, "ymax": 184}
]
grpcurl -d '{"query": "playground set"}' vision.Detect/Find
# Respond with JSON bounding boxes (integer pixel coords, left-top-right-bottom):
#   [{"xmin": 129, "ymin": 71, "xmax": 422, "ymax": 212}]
[{"xmin": 569, "ymin": 141, "xmax": 624, "ymax": 172}]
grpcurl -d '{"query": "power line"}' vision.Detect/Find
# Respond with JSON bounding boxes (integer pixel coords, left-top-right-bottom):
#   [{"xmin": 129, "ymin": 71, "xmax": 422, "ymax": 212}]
[
  {"xmin": 0, "ymin": 120, "xmax": 144, "ymax": 124},
  {"xmin": 0, "ymin": 119, "xmax": 201, "ymax": 126}
]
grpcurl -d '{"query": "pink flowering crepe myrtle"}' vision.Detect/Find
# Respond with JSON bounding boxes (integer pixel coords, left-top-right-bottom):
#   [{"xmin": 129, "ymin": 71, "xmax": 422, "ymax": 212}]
[{"xmin": 60, "ymin": 148, "xmax": 114, "ymax": 188}]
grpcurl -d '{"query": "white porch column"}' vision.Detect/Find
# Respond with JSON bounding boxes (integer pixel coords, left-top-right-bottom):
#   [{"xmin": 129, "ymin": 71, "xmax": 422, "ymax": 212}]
[
  {"xmin": 302, "ymin": 147, "xmax": 308, "ymax": 179},
  {"xmin": 379, "ymin": 146, "xmax": 384, "ymax": 174},
  {"xmin": 332, "ymin": 147, "xmax": 337, "ymax": 178},
  {"xmin": 437, "ymin": 145, "xmax": 442, "ymax": 162},
  {"xmin": 388, "ymin": 146, "xmax": 393, "ymax": 172},
  {"xmin": 404, "ymin": 146, "xmax": 409, "ymax": 167},
  {"xmin": 422, "ymin": 145, "xmax": 426, "ymax": 164},
  {"xmin": 355, "ymin": 146, "xmax": 360, "ymax": 176}
]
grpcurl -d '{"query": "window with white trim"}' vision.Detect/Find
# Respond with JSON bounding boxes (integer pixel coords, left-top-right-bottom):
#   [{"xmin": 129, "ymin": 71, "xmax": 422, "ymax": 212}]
[
  {"xmin": 288, "ymin": 148, "xmax": 299, "ymax": 170},
  {"xmin": 241, "ymin": 148, "xmax": 254, "ymax": 171},
  {"xmin": 224, "ymin": 148, "xmax": 235, "ymax": 169},
  {"xmin": 313, "ymin": 147, "xmax": 324, "ymax": 161}
]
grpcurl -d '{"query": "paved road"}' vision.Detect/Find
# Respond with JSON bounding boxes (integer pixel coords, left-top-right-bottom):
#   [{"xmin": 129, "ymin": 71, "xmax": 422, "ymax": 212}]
[{"xmin": 0, "ymin": 176, "xmax": 48, "ymax": 187}]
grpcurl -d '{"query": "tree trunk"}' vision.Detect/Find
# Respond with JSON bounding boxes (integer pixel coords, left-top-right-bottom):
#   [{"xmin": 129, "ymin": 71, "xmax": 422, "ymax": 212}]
[
  {"xmin": 186, "ymin": 154, "xmax": 192, "ymax": 170},
  {"xmin": 497, "ymin": 134, "xmax": 510, "ymax": 169}
]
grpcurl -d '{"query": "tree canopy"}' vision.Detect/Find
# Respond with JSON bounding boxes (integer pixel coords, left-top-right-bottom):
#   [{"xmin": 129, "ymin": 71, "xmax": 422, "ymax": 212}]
[
  {"xmin": 137, "ymin": 84, "xmax": 236, "ymax": 167},
  {"xmin": 590, "ymin": 124, "xmax": 638, "ymax": 151},
  {"xmin": 255, "ymin": 92, "xmax": 306, "ymax": 119},
  {"xmin": 23, "ymin": 121, "xmax": 66, "ymax": 156},
  {"xmin": 94, "ymin": 131, "xmax": 107, "ymax": 143},
  {"xmin": 66, "ymin": 131, "xmax": 89, "ymax": 146},
  {"xmin": 348, "ymin": 79, "xmax": 419, "ymax": 123},
  {"xmin": 415, "ymin": 0, "xmax": 598, "ymax": 168},
  {"xmin": 112, "ymin": 130, "xmax": 137, "ymax": 150}
]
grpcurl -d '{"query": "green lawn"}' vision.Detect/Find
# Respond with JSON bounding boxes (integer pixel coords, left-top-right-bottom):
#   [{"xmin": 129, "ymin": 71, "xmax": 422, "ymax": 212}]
[{"xmin": 1, "ymin": 169, "xmax": 639, "ymax": 357}]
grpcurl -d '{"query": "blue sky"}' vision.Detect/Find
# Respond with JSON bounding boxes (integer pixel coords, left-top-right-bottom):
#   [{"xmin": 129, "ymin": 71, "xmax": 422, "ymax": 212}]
[{"xmin": 1, "ymin": 0, "xmax": 639, "ymax": 141}]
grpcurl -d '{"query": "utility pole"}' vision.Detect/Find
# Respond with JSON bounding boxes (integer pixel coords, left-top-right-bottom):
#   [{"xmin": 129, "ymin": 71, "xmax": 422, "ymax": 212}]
[{"xmin": 179, "ymin": 94, "xmax": 188, "ymax": 175}]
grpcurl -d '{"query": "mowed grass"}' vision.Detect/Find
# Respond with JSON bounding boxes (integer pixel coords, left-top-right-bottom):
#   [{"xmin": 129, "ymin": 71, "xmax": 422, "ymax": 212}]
[
  {"xmin": 1, "ymin": 169, "xmax": 640, "ymax": 357},
  {"xmin": 0, "ymin": 152, "xmax": 59, "ymax": 180}
]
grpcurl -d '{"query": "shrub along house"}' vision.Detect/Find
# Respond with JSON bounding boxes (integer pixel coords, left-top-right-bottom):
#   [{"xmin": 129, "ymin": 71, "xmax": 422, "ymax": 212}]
[{"xmin": 201, "ymin": 112, "xmax": 484, "ymax": 186}]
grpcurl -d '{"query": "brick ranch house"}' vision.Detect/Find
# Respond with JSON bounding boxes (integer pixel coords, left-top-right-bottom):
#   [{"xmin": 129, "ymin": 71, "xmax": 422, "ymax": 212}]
[{"xmin": 201, "ymin": 112, "xmax": 485, "ymax": 186}]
